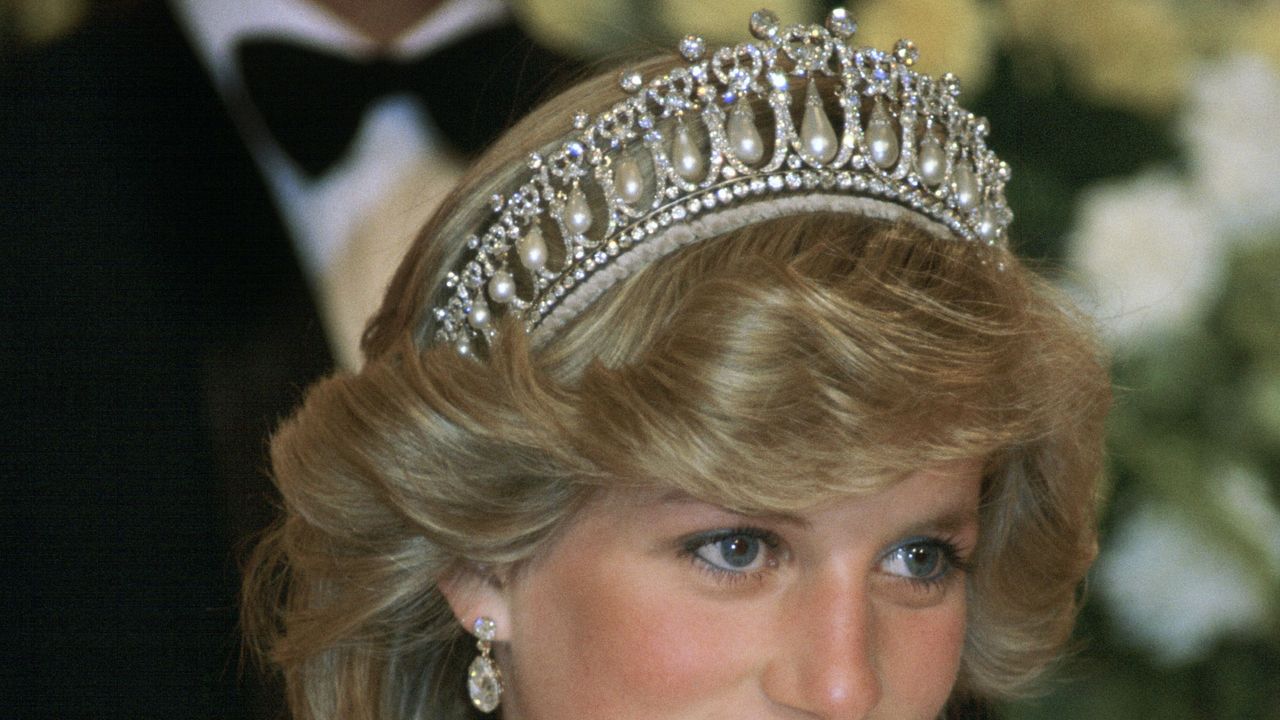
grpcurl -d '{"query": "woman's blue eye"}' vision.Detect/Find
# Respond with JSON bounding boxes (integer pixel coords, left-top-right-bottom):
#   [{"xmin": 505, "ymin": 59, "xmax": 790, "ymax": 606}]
[
  {"xmin": 881, "ymin": 540, "xmax": 956, "ymax": 581},
  {"xmin": 692, "ymin": 532, "xmax": 769, "ymax": 572}
]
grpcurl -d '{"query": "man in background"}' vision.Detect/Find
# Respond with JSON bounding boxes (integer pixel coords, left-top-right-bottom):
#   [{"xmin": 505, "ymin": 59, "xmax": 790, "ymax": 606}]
[{"xmin": 0, "ymin": 0, "xmax": 574, "ymax": 716}]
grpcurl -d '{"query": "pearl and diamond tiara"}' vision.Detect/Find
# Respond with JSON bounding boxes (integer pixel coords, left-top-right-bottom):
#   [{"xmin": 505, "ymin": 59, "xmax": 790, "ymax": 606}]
[{"xmin": 431, "ymin": 8, "xmax": 1012, "ymax": 354}]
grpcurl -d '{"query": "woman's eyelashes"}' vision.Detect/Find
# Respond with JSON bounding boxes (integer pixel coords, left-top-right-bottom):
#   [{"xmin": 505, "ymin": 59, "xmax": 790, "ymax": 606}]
[
  {"xmin": 878, "ymin": 537, "xmax": 970, "ymax": 590},
  {"xmin": 680, "ymin": 527, "xmax": 783, "ymax": 582},
  {"xmin": 677, "ymin": 527, "xmax": 972, "ymax": 596}
]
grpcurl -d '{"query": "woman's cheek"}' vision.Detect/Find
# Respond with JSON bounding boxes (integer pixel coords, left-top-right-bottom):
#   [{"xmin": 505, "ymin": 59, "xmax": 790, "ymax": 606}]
[
  {"xmin": 876, "ymin": 592, "xmax": 969, "ymax": 713},
  {"xmin": 511, "ymin": 559, "xmax": 752, "ymax": 717}
]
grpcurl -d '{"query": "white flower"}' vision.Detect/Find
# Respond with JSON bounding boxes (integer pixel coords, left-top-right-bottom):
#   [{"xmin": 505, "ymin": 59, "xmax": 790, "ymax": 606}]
[
  {"xmin": 1218, "ymin": 465, "xmax": 1280, "ymax": 575},
  {"xmin": 1181, "ymin": 54, "xmax": 1280, "ymax": 238},
  {"xmin": 1068, "ymin": 170, "xmax": 1223, "ymax": 345},
  {"xmin": 1097, "ymin": 501, "xmax": 1274, "ymax": 664}
]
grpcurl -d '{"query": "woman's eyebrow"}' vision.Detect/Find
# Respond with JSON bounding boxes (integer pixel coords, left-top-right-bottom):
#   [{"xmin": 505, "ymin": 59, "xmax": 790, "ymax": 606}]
[
  {"xmin": 654, "ymin": 491, "xmax": 812, "ymax": 528},
  {"xmin": 899, "ymin": 507, "xmax": 981, "ymax": 537}
]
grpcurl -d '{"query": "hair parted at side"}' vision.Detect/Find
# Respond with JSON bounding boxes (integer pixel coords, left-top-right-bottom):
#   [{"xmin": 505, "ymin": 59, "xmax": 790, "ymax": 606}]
[{"xmin": 242, "ymin": 54, "xmax": 1111, "ymax": 720}]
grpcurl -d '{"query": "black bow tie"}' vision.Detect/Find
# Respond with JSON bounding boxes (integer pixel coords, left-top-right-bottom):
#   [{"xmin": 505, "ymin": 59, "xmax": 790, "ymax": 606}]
[{"xmin": 235, "ymin": 29, "xmax": 570, "ymax": 177}]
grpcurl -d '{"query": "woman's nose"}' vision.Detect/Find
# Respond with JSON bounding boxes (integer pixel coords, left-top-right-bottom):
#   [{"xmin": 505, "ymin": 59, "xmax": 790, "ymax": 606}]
[{"xmin": 761, "ymin": 569, "xmax": 882, "ymax": 719}]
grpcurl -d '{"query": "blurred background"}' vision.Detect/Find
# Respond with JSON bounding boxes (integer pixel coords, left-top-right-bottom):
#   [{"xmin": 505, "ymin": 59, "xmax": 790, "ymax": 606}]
[{"xmin": 4, "ymin": 0, "xmax": 1278, "ymax": 717}]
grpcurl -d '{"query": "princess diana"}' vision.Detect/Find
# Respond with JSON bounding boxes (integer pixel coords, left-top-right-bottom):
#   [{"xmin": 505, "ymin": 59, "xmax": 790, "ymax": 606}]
[{"xmin": 243, "ymin": 9, "xmax": 1110, "ymax": 719}]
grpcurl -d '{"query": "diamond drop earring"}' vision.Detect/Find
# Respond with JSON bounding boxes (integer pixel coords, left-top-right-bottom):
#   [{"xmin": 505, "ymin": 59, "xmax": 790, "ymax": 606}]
[{"xmin": 467, "ymin": 617, "xmax": 502, "ymax": 712}]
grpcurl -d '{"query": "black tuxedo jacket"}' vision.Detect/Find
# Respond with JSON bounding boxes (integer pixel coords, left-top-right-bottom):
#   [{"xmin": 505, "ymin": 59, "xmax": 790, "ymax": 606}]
[{"xmin": 0, "ymin": 3, "xmax": 575, "ymax": 716}]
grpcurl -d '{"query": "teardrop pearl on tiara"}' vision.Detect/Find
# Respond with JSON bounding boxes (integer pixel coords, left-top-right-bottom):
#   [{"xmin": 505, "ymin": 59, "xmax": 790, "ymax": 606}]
[
  {"xmin": 953, "ymin": 162, "xmax": 980, "ymax": 211},
  {"xmin": 613, "ymin": 153, "xmax": 646, "ymax": 205},
  {"xmin": 467, "ymin": 298, "xmax": 491, "ymax": 328},
  {"xmin": 727, "ymin": 102, "xmax": 765, "ymax": 165},
  {"xmin": 672, "ymin": 121, "xmax": 705, "ymax": 182},
  {"xmin": 801, "ymin": 81, "xmax": 838, "ymax": 163},
  {"xmin": 866, "ymin": 100, "xmax": 899, "ymax": 170},
  {"xmin": 916, "ymin": 132, "xmax": 946, "ymax": 187},
  {"xmin": 564, "ymin": 185, "xmax": 593, "ymax": 235},
  {"xmin": 517, "ymin": 226, "xmax": 548, "ymax": 272},
  {"xmin": 488, "ymin": 268, "xmax": 516, "ymax": 304},
  {"xmin": 976, "ymin": 206, "xmax": 999, "ymax": 243}
]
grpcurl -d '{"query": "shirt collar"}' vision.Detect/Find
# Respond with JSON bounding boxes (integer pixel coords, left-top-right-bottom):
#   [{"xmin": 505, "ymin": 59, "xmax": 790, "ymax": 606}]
[{"xmin": 171, "ymin": 0, "xmax": 510, "ymax": 92}]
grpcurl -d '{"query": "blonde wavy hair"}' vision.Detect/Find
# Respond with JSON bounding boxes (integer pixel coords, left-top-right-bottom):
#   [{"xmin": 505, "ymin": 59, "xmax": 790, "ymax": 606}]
[{"xmin": 243, "ymin": 55, "xmax": 1111, "ymax": 720}]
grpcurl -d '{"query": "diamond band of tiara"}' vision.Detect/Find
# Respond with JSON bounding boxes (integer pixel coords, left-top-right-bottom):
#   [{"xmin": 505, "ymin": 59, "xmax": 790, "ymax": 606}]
[{"xmin": 431, "ymin": 8, "xmax": 1012, "ymax": 354}]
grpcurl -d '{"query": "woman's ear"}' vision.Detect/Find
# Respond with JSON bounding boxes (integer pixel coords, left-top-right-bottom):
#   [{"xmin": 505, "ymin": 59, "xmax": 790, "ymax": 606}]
[{"xmin": 437, "ymin": 563, "xmax": 513, "ymax": 641}]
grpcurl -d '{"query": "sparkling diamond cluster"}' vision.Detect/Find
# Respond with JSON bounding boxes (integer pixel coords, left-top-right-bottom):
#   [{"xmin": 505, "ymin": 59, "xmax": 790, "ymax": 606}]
[
  {"xmin": 433, "ymin": 8, "xmax": 1012, "ymax": 354},
  {"xmin": 467, "ymin": 617, "xmax": 501, "ymax": 712}
]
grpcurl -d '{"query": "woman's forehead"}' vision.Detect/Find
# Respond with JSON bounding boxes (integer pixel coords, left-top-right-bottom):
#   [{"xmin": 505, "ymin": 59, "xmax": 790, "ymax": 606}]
[{"xmin": 587, "ymin": 457, "xmax": 986, "ymax": 520}]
